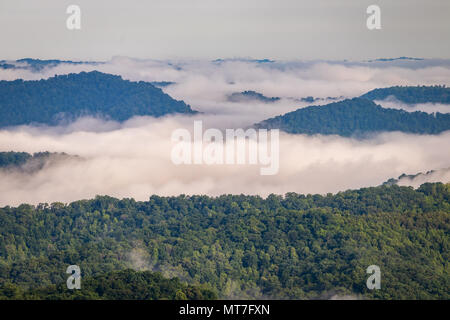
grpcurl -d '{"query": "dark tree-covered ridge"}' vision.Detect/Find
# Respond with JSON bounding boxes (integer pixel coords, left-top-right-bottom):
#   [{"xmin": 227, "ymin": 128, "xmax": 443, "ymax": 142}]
[
  {"xmin": 361, "ymin": 85, "xmax": 450, "ymax": 104},
  {"xmin": 255, "ymin": 98, "xmax": 450, "ymax": 136},
  {"xmin": 0, "ymin": 71, "xmax": 196, "ymax": 127},
  {"xmin": 228, "ymin": 90, "xmax": 281, "ymax": 103},
  {"xmin": 0, "ymin": 269, "xmax": 217, "ymax": 300},
  {"xmin": 0, "ymin": 58, "xmax": 100, "ymax": 72},
  {"xmin": 0, "ymin": 151, "xmax": 80, "ymax": 173},
  {"xmin": 0, "ymin": 151, "xmax": 32, "ymax": 168}
]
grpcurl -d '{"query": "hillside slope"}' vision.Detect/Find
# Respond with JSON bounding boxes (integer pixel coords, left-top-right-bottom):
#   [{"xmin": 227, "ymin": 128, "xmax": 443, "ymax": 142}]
[
  {"xmin": 0, "ymin": 183, "xmax": 448, "ymax": 299},
  {"xmin": 255, "ymin": 98, "xmax": 450, "ymax": 136},
  {"xmin": 361, "ymin": 85, "xmax": 450, "ymax": 104},
  {"xmin": 0, "ymin": 71, "xmax": 195, "ymax": 127}
]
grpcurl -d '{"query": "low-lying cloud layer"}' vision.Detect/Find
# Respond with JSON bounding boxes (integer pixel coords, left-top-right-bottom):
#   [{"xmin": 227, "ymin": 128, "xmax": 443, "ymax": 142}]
[
  {"xmin": 2, "ymin": 57, "xmax": 450, "ymax": 126},
  {"xmin": 0, "ymin": 115, "xmax": 449, "ymax": 206},
  {"xmin": 0, "ymin": 58, "xmax": 449, "ymax": 206}
]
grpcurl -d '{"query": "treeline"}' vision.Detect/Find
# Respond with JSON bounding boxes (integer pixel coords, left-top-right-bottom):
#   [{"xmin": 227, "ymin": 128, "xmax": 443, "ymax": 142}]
[
  {"xmin": 0, "ymin": 183, "xmax": 448, "ymax": 299},
  {"xmin": 0, "ymin": 58, "xmax": 99, "ymax": 72},
  {"xmin": 255, "ymin": 98, "xmax": 450, "ymax": 136},
  {"xmin": 0, "ymin": 152, "xmax": 33, "ymax": 168},
  {"xmin": 228, "ymin": 91, "xmax": 281, "ymax": 103},
  {"xmin": 0, "ymin": 71, "xmax": 195, "ymax": 127},
  {"xmin": 0, "ymin": 269, "xmax": 216, "ymax": 300},
  {"xmin": 361, "ymin": 85, "xmax": 450, "ymax": 104},
  {"xmin": 0, "ymin": 151, "xmax": 77, "ymax": 173}
]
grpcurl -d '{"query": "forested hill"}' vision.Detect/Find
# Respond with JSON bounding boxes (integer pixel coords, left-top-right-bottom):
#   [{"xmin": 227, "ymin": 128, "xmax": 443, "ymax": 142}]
[
  {"xmin": 361, "ymin": 85, "xmax": 450, "ymax": 104},
  {"xmin": 0, "ymin": 151, "xmax": 79, "ymax": 173},
  {"xmin": 0, "ymin": 151, "xmax": 74, "ymax": 167},
  {"xmin": 228, "ymin": 90, "xmax": 281, "ymax": 103},
  {"xmin": 255, "ymin": 98, "xmax": 450, "ymax": 136},
  {"xmin": 1, "ymin": 269, "xmax": 216, "ymax": 300},
  {"xmin": 0, "ymin": 71, "xmax": 195, "ymax": 127},
  {"xmin": 0, "ymin": 58, "xmax": 100, "ymax": 72},
  {"xmin": 0, "ymin": 183, "xmax": 448, "ymax": 299}
]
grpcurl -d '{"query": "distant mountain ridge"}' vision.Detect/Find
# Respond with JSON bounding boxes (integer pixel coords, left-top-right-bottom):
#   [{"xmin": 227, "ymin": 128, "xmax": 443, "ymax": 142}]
[
  {"xmin": 361, "ymin": 85, "xmax": 450, "ymax": 104},
  {"xmin": 366, "ymin": 57, "xmax": 424, "ymax": 62},
  {"xmin": 0, "ymin": 71, "xmax": 196, "ymax": 127},
  {"xmin": 0, "ymin": 58, "xmax": 101, "ymax": 72},
  {"xmin": 228, "ymin": 90, "xmax": 280, "ymax": 103},
  {"xmin": 0, "ymin": 151, "xmax": 80, "ymax": 173},
  {"xmin": 255, "ymin": 98, "xmax": 450, "ymax": 136}
]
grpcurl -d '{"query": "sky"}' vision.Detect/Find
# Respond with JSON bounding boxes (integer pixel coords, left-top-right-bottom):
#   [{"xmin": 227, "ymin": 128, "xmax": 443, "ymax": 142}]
[{"xmin": 1, "ymin": 0, "xmax": 450, "ymax": 61}]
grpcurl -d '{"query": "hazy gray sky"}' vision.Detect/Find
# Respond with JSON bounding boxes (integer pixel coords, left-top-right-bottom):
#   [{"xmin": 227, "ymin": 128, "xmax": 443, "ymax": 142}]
[{"xmin": 1, "ymin": 0, "xmax": 449, "ymax": 60}]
